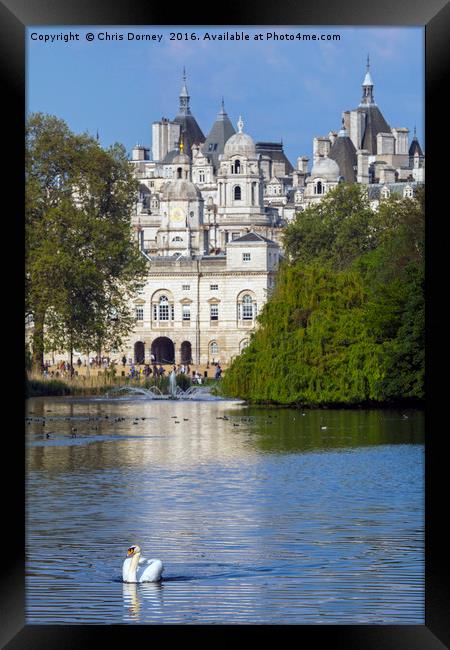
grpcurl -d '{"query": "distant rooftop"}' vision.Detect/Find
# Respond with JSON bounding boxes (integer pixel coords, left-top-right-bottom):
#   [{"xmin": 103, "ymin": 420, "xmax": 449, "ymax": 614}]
[{"xmin": 227, "ymin": 232, "xmax": 277, "ymax": 245}]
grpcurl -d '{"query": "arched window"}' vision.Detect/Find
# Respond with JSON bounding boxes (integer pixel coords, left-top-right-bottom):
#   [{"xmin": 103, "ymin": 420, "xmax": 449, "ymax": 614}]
[
  {"xmin": 210, "ymin": 341, "xmax": 219, "ymax": 355},
  {"xmin": 152, "ymin": 294, "xmax": 174, "ymax": 322},
  {"xmin": 234, "ymin": 185, "xmax": 241, "ymax": 201},
  {"xmin": 199, "ymin": 170, "xmax": 205, "ymax": 183},
  {"xmin": 177, "ymin": 167, "xmax": 182, "ymax": 179},
  {"xmin": 237, "ymin": 292, "xmax": 256, "ymax": 322},
  {"xmin": 242, "ymin": 294, "xmax": 254, "ymax": 320},
  {"xmin": 316, "ymin": 181, "xmax": 323, "ymax": 195},
  {"xmin": 158, "ymin": 295, "xmax": 169, "ymax": 321},
  {"xmin": 234, "ymin": 160, "xmax": 241, "ymax": 174}
]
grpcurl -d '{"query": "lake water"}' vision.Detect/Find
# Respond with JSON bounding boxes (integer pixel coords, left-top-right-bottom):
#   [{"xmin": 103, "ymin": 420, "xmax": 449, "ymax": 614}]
[{"xmin": 26, "ymin": 396, "xmax": 424, "ymax": 624}]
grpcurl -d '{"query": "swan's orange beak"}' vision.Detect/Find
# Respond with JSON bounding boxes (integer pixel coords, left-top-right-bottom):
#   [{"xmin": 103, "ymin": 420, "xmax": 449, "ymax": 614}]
[{"xmin": 127, "ymin": 547, "xmax": 135, "ymax": 556}]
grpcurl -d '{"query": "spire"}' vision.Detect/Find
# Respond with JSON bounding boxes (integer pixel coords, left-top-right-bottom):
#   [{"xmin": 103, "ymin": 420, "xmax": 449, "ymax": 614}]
[
  {"xmin": 360, "ymin": 54, "xmax": 375, "ymax": 105},
  {"xmin": 237, "ymin": 116, "xmax": 244, "ymax": 133},
  {"xmin": 338, "ymin": 116, "xmax": 347, "ymax": 137},
  {"xmin": 179, "ymin": 67, "xmax": 191, "ymax": 115},
  {"xmin": 218, "ymin": 96, "xmax": 227, "ymax": 119}
]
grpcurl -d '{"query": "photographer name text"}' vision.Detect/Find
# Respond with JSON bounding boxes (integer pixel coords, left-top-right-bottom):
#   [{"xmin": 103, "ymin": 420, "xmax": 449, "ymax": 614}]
[{"xmin": 30, "ymin": 30, "xmax": 341, "ymax": 44}]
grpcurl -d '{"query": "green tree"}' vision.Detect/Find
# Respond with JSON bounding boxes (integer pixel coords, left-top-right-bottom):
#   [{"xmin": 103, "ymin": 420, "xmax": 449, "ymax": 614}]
[
  {"xmin": 357, "ymin": 188, "xmax": 425, "ymax": 401},
  {"xmin": 26, "ymin": 113, "xmax": 146, "ymax": 370},
  {"xmin": 282, "ymin": 183, "xmax": 377, "ymax": 270},
  {"xmin": 222, "ymin": 185, "xmax": 424, "ymax": 406}
]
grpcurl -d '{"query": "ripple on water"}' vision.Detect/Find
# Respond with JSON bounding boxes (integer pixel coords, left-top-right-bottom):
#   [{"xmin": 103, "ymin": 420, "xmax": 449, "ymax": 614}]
[{"xmin": 26, "ymin": 398, "xmax": 424, "ymax": 624}]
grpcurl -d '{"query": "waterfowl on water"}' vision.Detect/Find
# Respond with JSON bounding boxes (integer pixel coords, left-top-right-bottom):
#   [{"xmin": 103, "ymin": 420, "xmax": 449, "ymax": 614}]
[{"xmin": 122, "ymin": 545, "xmax": 164, "ymax": 583}]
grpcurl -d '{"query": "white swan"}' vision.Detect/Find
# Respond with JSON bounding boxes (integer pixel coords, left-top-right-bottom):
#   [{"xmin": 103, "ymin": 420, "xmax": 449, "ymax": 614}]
[{"xmin": 122, "ymin": 544, "xmax": 164, "ymax": 583}]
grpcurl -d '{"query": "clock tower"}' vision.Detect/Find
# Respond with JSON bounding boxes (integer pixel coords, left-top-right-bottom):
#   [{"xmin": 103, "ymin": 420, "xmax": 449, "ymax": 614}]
[{"xmin": 158, "ymin": 176, "xmax": 205, "ymax": 256}]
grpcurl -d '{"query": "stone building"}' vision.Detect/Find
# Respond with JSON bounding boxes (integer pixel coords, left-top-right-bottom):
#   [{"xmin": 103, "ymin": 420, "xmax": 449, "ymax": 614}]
[
  {"xmin": 120, "ymin": 61, "xmax": 424, "ymax": 366},
  {"xmin": 29, "ymin": 61, "xmax": 424, "ymax": 368},
  {"xmin": 292, "ymin": 56, "xmax": 425, "ymax": 211},
  {"xmin": 128, "ymin": 232, "xmax": 279, "ymax": 367}
]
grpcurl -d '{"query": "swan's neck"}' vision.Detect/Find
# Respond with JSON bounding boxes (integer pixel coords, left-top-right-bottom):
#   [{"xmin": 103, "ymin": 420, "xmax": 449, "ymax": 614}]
[{"xmin": 128, "ymin": 552, "xmax": 141, "ymax": 582}]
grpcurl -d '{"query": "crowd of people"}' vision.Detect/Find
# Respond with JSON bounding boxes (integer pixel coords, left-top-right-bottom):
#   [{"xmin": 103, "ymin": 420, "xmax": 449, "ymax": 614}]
[
  {"xmin": 127, "ymin": 361, "xmax": 222, "ymax": 384},
  {"xmin": 39, "ymin": 356, "xmax": 223, "ymax": 382}
]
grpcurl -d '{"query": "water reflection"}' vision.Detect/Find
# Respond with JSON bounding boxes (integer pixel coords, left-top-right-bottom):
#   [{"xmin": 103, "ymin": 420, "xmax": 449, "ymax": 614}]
[
  {"xmin": 26, "ymin": 397, "xmax": 424, "ymax": 625},
  {"xmin": 122, "ymin": 582, "xmax": 163, "ymax": 621},
  {"xmin": 26, "ymin": 399, "xmax": 424, "ymax": 474}
]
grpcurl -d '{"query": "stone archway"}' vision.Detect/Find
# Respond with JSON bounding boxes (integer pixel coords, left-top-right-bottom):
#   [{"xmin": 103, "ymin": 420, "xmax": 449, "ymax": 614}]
[
  {"xmin": 151, "ymin": 337, "xmax": 175, "ymax": 364},
  {"xmin": 180, "ymin": 341, "xmax": 192, "ymax": 364},
  {"xmin": 134, "ymin": 341, "xmax": 145, "ymax": 365}
]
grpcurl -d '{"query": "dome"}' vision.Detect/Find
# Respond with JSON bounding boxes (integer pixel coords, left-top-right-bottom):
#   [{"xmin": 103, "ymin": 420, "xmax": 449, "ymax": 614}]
[
  {"xmin": 224, "ymin": 132, "xmax": 256, "ymax": 158},
  {"xmin": 161, "ymin": 179, "xmax": 202, "ymax": 201},
  {"xmin": 172, "ymin": 152, "xmax": 191, "ymax": 165},
  {"xmin": 223, "ymin": 116, "xmax": 256, "ymax": 158},
  {"xmin": 310, "ymin": 155, "xmax": 340, "ymax": 181}
]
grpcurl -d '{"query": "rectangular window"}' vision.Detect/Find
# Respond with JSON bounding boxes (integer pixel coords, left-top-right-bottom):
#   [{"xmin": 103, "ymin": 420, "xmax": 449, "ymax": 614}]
[
  {"xmin": 182, "ymin": 306, "xmax": 191, "ymax": 321},
  {"xmin": 242, "ymin": 304, "xmax": 253, "ymax": 320},
  {"xmin": 182, "ymin": 284, "xmax": 190, "ymax": 291},
  {"xmin": 135, "ymin": 307, "xmax": 144, "ymax": 321},
  {"xmin": 210, "ymin": 284, "xmax": 218, "ymax": 291},
  {"xmin": 159, "ymin": 304, "xmax": 169, "ymax": 321},
  {"xmin": 210, "ymin": 305, "xmax": 218, "ymax": 321},
  {"xmin": 242, "ymin": 252, "xmax": 251, "ymax": 262},
  {"xmin": 231, "ymin": 232, "xmax": 240, "ymax": 240}
]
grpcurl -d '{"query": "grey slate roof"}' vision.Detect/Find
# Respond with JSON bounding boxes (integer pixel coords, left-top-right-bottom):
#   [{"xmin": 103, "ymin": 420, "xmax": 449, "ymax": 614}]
[
  {"xmin": 409, "ymin": 137, "xmax": 424, "ymax": 157},
  {"xmin": 202, "ymin": 103, "xmax": 236, "ymax": 170},
  {"xmin": 329, "ymin": 133, "xmax": 357, "ymax": 182},
  {"xmin": 228, "ymin": 232, "xmax": 276, "ymax": 245},
  {"xmin": 366, "ymin": 181, "xmax": 422, "ymax": 200},
  {"xmin": 255, "ymin": 142, "xmax": 294, "ymax": 174},
  {"xmin": 353, "ymin": 105, "xmax": 391, "ymax": 154},
  {"xmin": 161, "ymin": 148, "xmax": 182, "ymax": 164},
  {"xmin": 173, "ymin": 113, "xmax": 206, "ymax": 157}
]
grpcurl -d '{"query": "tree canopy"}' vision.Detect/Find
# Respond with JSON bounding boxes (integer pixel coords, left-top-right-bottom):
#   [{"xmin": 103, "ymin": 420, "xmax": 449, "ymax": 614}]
[
  {"xmin": 26, "ymin": 113, "xmax": 147, "ymax": 369},
  {"xmin": 222, "ymin": 184, "xmax": 424, "ymax": 406}
]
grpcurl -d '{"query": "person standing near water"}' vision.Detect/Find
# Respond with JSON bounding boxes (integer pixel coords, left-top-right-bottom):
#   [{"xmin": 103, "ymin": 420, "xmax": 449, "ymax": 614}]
[{"xmin": 169, "ymin": 367, "xmax": 177, "ymax": 397}]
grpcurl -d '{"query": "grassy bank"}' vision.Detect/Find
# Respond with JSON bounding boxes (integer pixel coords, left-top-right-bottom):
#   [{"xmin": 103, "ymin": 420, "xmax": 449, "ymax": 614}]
[{"xmin": 26, "ymin": 373, "xmax": 221, "ymax": 398}]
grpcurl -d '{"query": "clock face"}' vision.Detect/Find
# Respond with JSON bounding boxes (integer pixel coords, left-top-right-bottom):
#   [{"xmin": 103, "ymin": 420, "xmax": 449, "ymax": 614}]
[{"xmin": 170, "ymin": 207, "xmax": 184, "ymax": 223}]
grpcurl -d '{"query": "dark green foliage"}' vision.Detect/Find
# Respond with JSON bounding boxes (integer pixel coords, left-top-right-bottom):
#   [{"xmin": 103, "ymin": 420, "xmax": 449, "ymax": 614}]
[
  {"xmin": 26, "ymin": 113, "xmax": 147, "ymax": 370},
  {"xmin": 222, "ymin": 185, "xmax": 424, "ymax": 406},
  {"xmin": 282, "ymin": 183, "xmax": 377, "ymax": 270}
]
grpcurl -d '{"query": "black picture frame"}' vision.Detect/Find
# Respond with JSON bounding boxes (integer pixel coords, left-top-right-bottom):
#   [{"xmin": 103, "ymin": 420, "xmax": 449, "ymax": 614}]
[{"xmin": 4, "ymin": 0, "xmax": 449, "ymax": 646}]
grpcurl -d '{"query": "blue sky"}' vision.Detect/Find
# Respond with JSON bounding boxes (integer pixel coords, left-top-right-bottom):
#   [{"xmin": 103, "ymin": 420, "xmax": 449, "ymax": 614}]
[{"xmin": 27, "ymin": 26, "xmax": 424, "ymax": 165}]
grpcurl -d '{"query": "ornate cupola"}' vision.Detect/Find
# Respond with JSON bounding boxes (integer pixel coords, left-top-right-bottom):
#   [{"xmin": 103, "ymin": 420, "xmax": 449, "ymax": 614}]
[
  {"xmin": 178, "ymin": 67, "xmax": 191, "ymax": 116},
  {"xmin": 360, "ymin": 54, "xmax": 375, "ymax": 106},
  {"xmin": 173, "ymin": 68, "xmax": 205, "ymax": 157}
]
